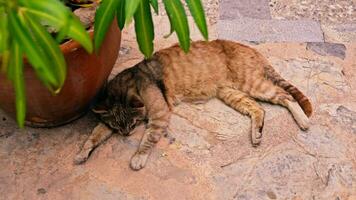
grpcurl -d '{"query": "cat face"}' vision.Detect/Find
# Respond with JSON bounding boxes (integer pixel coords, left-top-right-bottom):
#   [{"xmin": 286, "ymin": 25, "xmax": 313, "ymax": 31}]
[{"xmin": 92, "ymin": 100, "xmax": 145, "ymax": 136}]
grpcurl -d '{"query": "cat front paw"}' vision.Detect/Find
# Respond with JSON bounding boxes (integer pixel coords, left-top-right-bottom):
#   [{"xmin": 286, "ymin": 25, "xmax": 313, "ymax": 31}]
[
  {"xmin": 73, "ymin": 149, "xmax": 91, "ymax": 165},
  {"xmin": 130, "ymin": 152, "xmax": 149, "ymax": 171}
]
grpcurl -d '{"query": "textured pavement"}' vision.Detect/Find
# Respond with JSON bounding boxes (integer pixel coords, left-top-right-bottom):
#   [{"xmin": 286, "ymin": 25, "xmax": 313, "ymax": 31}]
[{"xmin": 1, "ymin": 1, "xmax": 355, "ymax": 199}]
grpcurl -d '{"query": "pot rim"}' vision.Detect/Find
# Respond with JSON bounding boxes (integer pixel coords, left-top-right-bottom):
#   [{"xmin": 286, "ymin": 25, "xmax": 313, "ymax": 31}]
[
  {"xmin": 0, "ymin": 29, "xmax": 95, "ymax": 65},
  {"xmin": 59, "ymin": 29, "xmax": 94, "ymax": 55}
]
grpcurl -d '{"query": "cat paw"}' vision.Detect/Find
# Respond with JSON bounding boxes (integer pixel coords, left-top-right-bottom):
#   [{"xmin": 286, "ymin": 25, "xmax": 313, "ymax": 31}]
[
  {"xmin": 286, "ymin": 100, "xmax": 310, "ymax": 131},
  {"xmin": 130, "ymin": 152, "xmax": 149, "ymax": 171},
  {"xmin": 251, "ymin": 128, "xmax": 262, "ymax": 147},
  {"xmin": 297, "ymin": 116, "xmax": 310, "ymax": 131},
  {"xmin": 73, "ymin": 150, "xmax": 90, "ymax": 165}
]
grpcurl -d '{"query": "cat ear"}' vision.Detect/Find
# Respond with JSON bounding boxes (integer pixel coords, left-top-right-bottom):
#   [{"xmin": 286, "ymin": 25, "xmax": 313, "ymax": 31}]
[{"xmin": 130, "ymin": 95, "xmax": 144, "ymax": 108}]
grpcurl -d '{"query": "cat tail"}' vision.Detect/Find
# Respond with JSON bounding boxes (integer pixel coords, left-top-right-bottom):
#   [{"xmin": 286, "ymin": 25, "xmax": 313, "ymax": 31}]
[{"xmin": 264, "ymin": 65, "xmax": 313, "ymax": 117}]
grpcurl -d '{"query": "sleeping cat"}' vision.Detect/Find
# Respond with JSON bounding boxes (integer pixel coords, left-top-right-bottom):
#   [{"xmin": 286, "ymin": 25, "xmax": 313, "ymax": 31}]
[{"xmin": 74, "ymin": 40, "xmax": 312, "ymax": 170}]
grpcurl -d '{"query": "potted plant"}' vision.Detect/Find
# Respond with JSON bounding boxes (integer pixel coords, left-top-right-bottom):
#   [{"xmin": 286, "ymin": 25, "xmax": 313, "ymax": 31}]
[{"xmin": 0, "ymin": 0, "xmax": 208, "ymax": 128}]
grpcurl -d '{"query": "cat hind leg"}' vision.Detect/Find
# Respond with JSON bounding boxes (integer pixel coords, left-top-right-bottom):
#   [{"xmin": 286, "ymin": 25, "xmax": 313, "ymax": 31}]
[
  {"xmin": 218, "ymin": 87, "xmax": 265, "ymax": 146},
  {"xmin": 247, "ymin": 80, "xmax": 310, "ymax": 130}
]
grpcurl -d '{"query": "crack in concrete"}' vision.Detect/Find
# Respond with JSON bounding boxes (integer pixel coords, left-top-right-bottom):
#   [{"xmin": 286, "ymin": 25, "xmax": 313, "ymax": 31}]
[
  {"xmin": 172, "ymin": 112, "xmax": 219, "ymax": 136},
  {"xmin": 232, "ymin": 145, "xmax": 279, "ymax": 198},
  {"xmin": 291, "ymin": 135, "xmax": 336, "ymax": 160}
]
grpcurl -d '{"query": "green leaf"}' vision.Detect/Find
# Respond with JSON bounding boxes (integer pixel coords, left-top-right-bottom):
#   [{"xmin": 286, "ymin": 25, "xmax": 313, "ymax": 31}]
[
  {"xmin": 55, "ymin": 13, "xmax": 71, "ymax": 43},
  {"xmin": 163, "ymin": 0, "xmax": 190, "ymax": 52},
  {"xmin": 134, "ymin": 0, "xmax": 154, "ymax": 58},
  {"xmin": 116, "ymin": 0, "xmax": 126, "ymax": 30},
  {"xmin": 19, "ymin": 0, "xmax": 93, "ymax": 53},
  {"xmin": 0, "ymin": 7, "xmax": 9, "ymax": 54},
  {"xmin": 0, "ymin": 8, "xmax": 10, "ymax": 73},
  {"xmin": 125, "ymin": 0, "xmax": 140, "ymax": 25},
  {"xmin": 185, "ymin": 0, "xmax": 208, "ymax": 40},
  {"xmin": 4, "ymin": 50, "xmax": 11, "ymax": 78},
  {"xmin": 150, "ymin": 0, "xmax": 158, "ymax": 14},
  {"xmin": 68, "ymin": 15, "xmax": 93, "ymax": 53},
  {"xmin": 163, "ymin": 11, "xmax": 174, "ymax": 39},
  {"xmin": 8, "ymin": 10, "xmax": 59, "ymax": 90},
  {"xmin": 94, "ymin": 0, "xmax": 120, "ymax": 50},
  {"xmin": 9, "ymin": 41, "xmax": 26, "ymax": 128},
  {"xmin": 23, "ymin": 11, "xmax": 67, "ymax": 89}
]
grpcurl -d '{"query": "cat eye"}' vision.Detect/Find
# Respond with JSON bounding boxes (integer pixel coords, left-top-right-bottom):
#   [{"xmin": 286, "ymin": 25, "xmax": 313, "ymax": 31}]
[
  {"xmin": 129, "ymin": 96, "xmax": 144, "ymax": 108},
  {"xmin": 92, "ymin": 108, "xmax": 108, "ymax": 114},
  {"xmin": 129, "ymin": 123, "xmax": 136, "ymax": 130},
  {"xmin": 130, "ymin": 124, "xmax": 135, "ymax": 130}
]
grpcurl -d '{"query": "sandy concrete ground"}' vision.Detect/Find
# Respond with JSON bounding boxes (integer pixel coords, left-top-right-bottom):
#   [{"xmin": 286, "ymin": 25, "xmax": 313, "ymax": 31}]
[{"xmin": 1, "ymin": 0, "xmax": 355, "ymax": 199}]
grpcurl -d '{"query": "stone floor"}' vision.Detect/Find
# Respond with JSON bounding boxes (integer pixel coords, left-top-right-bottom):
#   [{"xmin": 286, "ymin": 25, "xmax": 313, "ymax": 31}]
[{"xmin": 1, "ymin": 0, "xmax": 356, "ymax": 199}]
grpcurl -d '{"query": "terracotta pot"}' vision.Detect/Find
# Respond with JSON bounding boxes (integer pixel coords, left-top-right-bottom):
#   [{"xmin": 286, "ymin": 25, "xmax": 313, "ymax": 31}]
[{"xmin": 0, "ymin": 22, "xmax": 121, "ymax": 127}]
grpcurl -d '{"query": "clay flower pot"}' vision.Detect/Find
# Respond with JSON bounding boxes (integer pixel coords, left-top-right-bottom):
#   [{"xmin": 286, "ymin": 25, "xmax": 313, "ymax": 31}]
[{"xmin": 0, "ymin": 22, "xmax": 121, "ymax": 127}]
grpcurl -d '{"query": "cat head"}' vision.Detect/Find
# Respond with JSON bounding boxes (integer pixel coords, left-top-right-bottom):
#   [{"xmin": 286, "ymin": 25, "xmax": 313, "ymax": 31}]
[{"xmin": 92, "ymin": 96, "xmax": 146, "ymax": 136}]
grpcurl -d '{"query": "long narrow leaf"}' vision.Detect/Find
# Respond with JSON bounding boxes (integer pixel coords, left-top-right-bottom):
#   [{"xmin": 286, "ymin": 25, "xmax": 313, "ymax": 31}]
[
  {"xmin": 55, "ymin": 12, "xmax": 71, "ymax": 43},
  {"xmin": 163, "ymin": 0, "xmax": 190, "ymax": 52},
  {"xmin": 8, "ymin": 10, "xmax": 59, "ymax": 89},
  {"xmin": 116, "ymin": 0, "xmax": 126, "ymax": 30},
  {"xmin": 0, "ymin": 7, "xmax": 9, "ymax": 54},
  {"xmin": 125, "ymin": 0, "xmax": 140, "ymax": 25},
  {"xmin": 23, "ymin": 11, "xmax": 66, "ymax": 89},
  {"xmin": 163, "ymin": 11, "xmax": 174, "ymax": 39},
  {"xmin": 134, "ymin": 0, "xmax": 154, "ymax": 58},
  {"xmin": 9, "ymin": 41, "xmax": 26, "ymax": 128},
  {"xmin": 150, "ymin": 0, "xmax": 159, "ymax": 14},
  {"xmin": 185, "ymin": 0, "xmax": 208, "ymax": 40},
  {"xmin": 1, "ymin": 50, "xmax": 10, "ymax": 74},
  {"xmin": 18, "ymin": 0, "xmax": 68, "ymax": 20},
  {"xmin": 94, "ymin": 0, "xmax": 120, "ymax": 50},
  {"xmin": 65, "ymin": 16, "xmax": 93, "ymax": 53},
  {"xmin": 0, "ymin": 8, "xmax": 10, "ymax": 72},
  {"xmin": 19, "ymin": 0, "xmax": 93, "ymax": 53}
]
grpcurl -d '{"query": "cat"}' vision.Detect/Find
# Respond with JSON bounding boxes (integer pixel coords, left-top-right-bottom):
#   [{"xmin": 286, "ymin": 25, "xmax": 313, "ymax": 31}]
[{"xmin": 74, "ymin": 39, "xmax": 312, "ymax": 170}]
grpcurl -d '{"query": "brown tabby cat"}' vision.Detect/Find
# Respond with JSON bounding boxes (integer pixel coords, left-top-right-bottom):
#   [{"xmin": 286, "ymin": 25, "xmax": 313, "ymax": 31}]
[{"xmin": 74, "ymin": 40, "xmax": 312, "ymax": 170}]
